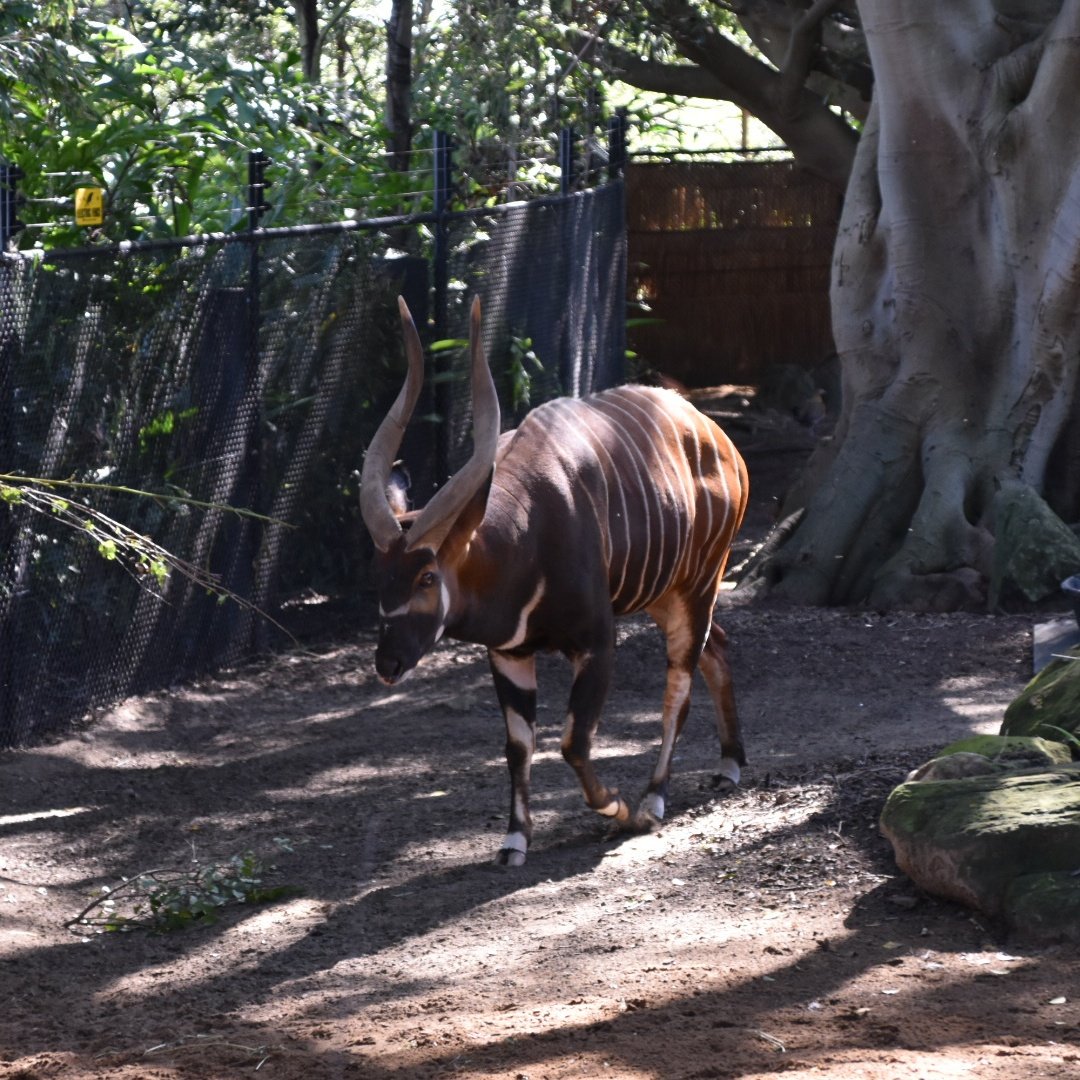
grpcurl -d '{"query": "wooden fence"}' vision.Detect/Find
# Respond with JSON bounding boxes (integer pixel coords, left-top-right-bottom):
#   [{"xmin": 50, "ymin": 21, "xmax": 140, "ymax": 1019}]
[{"xmin": 626, "ymin": 159, "xmax": 842, "ymax": 386}]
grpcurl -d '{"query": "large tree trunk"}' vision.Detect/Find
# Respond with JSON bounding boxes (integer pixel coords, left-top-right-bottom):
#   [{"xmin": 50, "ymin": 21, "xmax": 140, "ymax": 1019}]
[{"xmin": 763, "ymin": 0, "xmax": 1080, "ymax": 611}]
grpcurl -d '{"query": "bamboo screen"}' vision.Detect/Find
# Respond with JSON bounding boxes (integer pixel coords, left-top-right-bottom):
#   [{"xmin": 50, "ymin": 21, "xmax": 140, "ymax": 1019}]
[{"xmin": 627, "ymin": 159, "xmax": 841, "ymax": 386}]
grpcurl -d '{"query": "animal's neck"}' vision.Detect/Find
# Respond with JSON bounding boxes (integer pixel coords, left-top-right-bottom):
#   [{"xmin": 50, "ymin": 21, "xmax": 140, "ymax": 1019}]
[{"xmin": 442, "ymin": 505, "xmax": 536, "ymax": 647}]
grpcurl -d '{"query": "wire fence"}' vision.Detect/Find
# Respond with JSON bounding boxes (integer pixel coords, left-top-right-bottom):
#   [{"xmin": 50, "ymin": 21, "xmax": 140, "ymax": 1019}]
[{"xmin": 0, "ymin": 169, "xmax": 626, "ymax": 747}]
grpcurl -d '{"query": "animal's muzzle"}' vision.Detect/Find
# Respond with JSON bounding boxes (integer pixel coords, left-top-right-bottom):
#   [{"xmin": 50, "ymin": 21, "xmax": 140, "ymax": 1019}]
[{"xmin": 375, "ymin": 649, "xmax": 406, "ymax": 685}]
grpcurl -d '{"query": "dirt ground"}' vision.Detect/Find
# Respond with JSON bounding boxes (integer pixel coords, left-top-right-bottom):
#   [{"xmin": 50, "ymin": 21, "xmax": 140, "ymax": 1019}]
[{"xmin": 2, "ymin": 408, "xmax": 1079, "ymax": 1080}]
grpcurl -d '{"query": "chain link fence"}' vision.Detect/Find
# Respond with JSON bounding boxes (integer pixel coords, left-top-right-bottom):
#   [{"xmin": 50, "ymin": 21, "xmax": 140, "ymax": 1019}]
[{"xmin": 0, "ymin": 180, "xmax": 626, "ymax": 747}]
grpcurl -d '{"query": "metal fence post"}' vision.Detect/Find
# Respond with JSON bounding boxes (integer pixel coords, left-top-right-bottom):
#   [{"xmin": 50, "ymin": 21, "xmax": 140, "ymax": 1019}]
[
  {"xmin": 246, "ymin": 149, "xmax": 271, "ymax": 375},
  {"xmin": 432, "ymin": 131, "xmax": 453, "ymax": 484},
  {"xmin": 246, "ymin": 149, "xmax": 271, "ymax": 649},
  {"xmin": 432, "ymin": 131, "xmax": 452, "ymax": 339},
  {"xmin": 0, "ymin": 163, "xmax": 24, "ymax": 252},
  {"xmin": 559, "ymin": 127, "xmax": 576, "ymax": 196},
  {"xmin": 607, "ymin": 113, "xmax": 627, "ymax": 182}
]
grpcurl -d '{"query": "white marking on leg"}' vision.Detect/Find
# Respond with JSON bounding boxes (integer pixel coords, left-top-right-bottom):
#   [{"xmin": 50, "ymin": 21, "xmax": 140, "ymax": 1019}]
[
  {"xmin": 597, "ymin": 799, "xmax": 623, "ymax": 817},
  {"xmin": 495, "ymin": 580, "xmax": 545, "ymax": 650},
  {"xmin": 505, "ymin": 709, "xmax": 534, "ymax": 752},
  {"xmin": 716, "ymin": 757, "xmax": 741, "ymax": 786},
  {"xmin": 499, "ymin": 831, "xmax": 528, "ymax": 866},
  {"xmin": 491, "ymin": 652, "xmax": 537, "ymax": 693},
  {"xmin": 640, "ymin": 791, "xmax": 665, "ymax": 822}
]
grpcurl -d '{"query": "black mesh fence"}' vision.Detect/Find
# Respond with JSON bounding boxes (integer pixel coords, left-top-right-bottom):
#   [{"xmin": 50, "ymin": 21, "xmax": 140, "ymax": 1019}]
[
  {"xmin": 0, "ymin": 180, "xmax": 625, "ymax": 747},
  {"xmin": 441, "ymin": 187, "xmax": 627, "ymax": 469}
]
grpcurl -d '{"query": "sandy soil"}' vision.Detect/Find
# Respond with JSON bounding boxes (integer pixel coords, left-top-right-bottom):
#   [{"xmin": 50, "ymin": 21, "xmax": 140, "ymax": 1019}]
[{"xmin": 2, "ymin": 415, "xmax": 1079, "ymax": 1080}]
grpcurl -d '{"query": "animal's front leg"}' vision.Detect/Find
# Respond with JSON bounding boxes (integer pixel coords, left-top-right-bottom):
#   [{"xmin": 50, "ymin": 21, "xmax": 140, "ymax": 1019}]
[
  {"xmin": 489, "ymin": 649, "xmax": 538, "ymax": 866},
  {"xmin": 561, "ymin": 643, "xmax": 632, "ymax": 828}
]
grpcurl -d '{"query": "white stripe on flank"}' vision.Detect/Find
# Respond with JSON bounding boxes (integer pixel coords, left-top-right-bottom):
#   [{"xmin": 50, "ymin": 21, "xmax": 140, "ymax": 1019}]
[
  {"xmin": 590, "ymin": 397, "xmax": 658, "ymax": 611},
  {"xmin": 617, "ymin": 391, "xmax": 693, "ymax": 603},
  {"xmin": 544, "ymin": 400, "xmax": 614, "ymax": 565},
  {"xmin": 604, "ymin": 393, "xmax": 673, "ymax": 605},
  {"xmin": 494, "ymin": 581, "xmax": 545, "ymax": 651},
  {"xmin": 548, "ymin": 396, "xmax": 633, "ymax": 602}
]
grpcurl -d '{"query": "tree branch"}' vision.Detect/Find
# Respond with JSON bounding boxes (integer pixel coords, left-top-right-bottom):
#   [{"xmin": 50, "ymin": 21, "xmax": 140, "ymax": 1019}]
[
  {"xmin": 566, "ymin": 30, "xmax": 742, "ymax": 100},
  {"xmin": 639, "ymin": 0, "xmax": 858, "ymax": 186}
]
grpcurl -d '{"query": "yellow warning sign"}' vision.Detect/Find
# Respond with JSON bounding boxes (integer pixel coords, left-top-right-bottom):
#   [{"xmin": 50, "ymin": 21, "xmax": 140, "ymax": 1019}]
[{"xmin": 74, "ymin": 186, "xmax": 104, "ymax": 227}]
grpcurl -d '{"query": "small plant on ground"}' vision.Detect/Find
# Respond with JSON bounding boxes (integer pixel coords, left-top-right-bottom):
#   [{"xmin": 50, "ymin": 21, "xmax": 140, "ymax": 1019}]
[{"xmin": 66, "ymin": 851, "xmax": 298, "ymax": 934}]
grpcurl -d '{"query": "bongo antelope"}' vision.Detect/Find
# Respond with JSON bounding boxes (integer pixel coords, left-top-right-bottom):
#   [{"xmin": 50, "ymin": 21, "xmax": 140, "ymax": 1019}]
[{"xmin": 361, "ymin": 297, "xmax": 749, "ymax": 865}]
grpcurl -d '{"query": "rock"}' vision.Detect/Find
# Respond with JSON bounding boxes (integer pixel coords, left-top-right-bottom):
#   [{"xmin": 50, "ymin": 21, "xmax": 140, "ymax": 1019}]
[
  {"xmin": 990, "ymin": 486, "xmax": 1080, "ymax": 606},
  {"xmin": 879, "ymin": 765, "xmax": 1080, "ymax": 936},
  {"xmin": 937, "ymin": 734, "xmax": 1073, "ymax": 767},
  {"xmin": 904, "ymin": 736, "xmax": 1070, "ymax": 783},
  {"xmin": 1003, "ymin": 871, "xmax": 1080, "ymax": 944},
  {"xmin": 905, "ymin": 752, "xmax": 998, "ymax": 783},
  {"xmin": 1000, "ymin": 648, "xmax": 1080, "ymax": 744}
]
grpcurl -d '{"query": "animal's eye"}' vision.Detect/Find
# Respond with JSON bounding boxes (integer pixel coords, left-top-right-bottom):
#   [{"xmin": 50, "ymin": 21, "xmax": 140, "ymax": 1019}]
[{"xmin": 418, "ymin": 571, "xmax": 437, "ymax": 588}]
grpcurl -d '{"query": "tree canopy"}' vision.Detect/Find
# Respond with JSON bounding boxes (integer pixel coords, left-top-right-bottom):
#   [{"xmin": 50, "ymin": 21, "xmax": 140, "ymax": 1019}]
[{"xmin": 0, "ymin": 1, "xmax": 619, "ymax": 244}]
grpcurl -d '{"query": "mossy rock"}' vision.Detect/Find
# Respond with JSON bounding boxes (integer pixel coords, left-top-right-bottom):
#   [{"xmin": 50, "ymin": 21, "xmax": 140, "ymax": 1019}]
[
  {"xmin": 1000, "ymin": 648, "xmax": 1080, "ymax": 744},
  {"xmin": 937, "ymin": 734, "xmax": 1072, "ymax": 767},
  {"xmin": 879, "ymin": 765, "xmax": 1080, "ymax": 927},
  {"xmin": 1003, "ymin": 871, "xmax": 1080, "ymax": 944},
  {"xmin": 904, "ymin": 736, "xmax": 1071, "ymax": 784}
]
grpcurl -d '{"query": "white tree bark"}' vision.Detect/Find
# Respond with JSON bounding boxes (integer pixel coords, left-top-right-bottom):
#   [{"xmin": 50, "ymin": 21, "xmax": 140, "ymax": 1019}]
[{"xmin": 764, "ymin": 0, "xmax": 1080, "ymax": 609}]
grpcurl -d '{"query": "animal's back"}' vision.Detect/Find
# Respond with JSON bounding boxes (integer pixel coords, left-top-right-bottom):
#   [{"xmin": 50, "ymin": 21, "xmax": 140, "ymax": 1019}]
[{"xmin": 494, "ymin": 385, "xmax": 748, "ymax": 614}]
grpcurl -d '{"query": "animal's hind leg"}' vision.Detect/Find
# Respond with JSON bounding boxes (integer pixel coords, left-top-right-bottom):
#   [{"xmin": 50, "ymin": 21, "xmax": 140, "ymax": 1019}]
[
  {"xmin": 634, "ymin": 598, "xmax": 711, "ymax": 832},
  {"xmin": 698, "ymin": 620, "xmax": 746, "ymax": 791}
]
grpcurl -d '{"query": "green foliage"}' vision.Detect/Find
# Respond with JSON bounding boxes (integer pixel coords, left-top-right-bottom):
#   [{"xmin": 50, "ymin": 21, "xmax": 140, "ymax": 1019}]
[
  {"xmin": 416, "ymin": 2, "xmax": 601, "ymax": 197},
  {"xmin": 430, "ymin": 329, "xmax": 546, "ymax": 413},
  {"xmin": 0, "ymin": 2, "xmax": 386, "ymax": 244},
  {"xmin": 0, "ymin": 474, "xmax": 285, "ymax": 621},
  {"xmin": 506, "ymin": 332, "xmax": 543, "ymax": 411},
  {"xmin": 0, "ymin": 2, "xmax": 661, "ymax": 248},
  {"xmin": 66, "ymin": 851, "xmax": 298, "ymax": 933},
  {"xmin": 138, "ymin": 406, "xmax": 199, "ymax": 451}
]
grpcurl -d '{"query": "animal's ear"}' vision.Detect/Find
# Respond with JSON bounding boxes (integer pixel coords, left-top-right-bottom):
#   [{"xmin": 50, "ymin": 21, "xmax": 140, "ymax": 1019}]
[
  {"xmin": 386, "ymin": 462, "xmax": 412, "ymax": 519},
  {"xmin": 436, "ymin": 469, "xmax": 493, "ymax": 560}
]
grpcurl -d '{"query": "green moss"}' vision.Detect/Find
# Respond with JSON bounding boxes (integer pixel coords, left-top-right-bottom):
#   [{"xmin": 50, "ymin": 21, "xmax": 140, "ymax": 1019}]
[
  {"xmin": 880, "ymin": 766, "xmax": 1080, "ymax": 916},
  {"xmin": 1001, "ymin": 648, "xmax": 1080, "ymax": 744},
  {"xmin": 937, "ymin": 734, "xmax": 1072, "ymax": 766}
]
